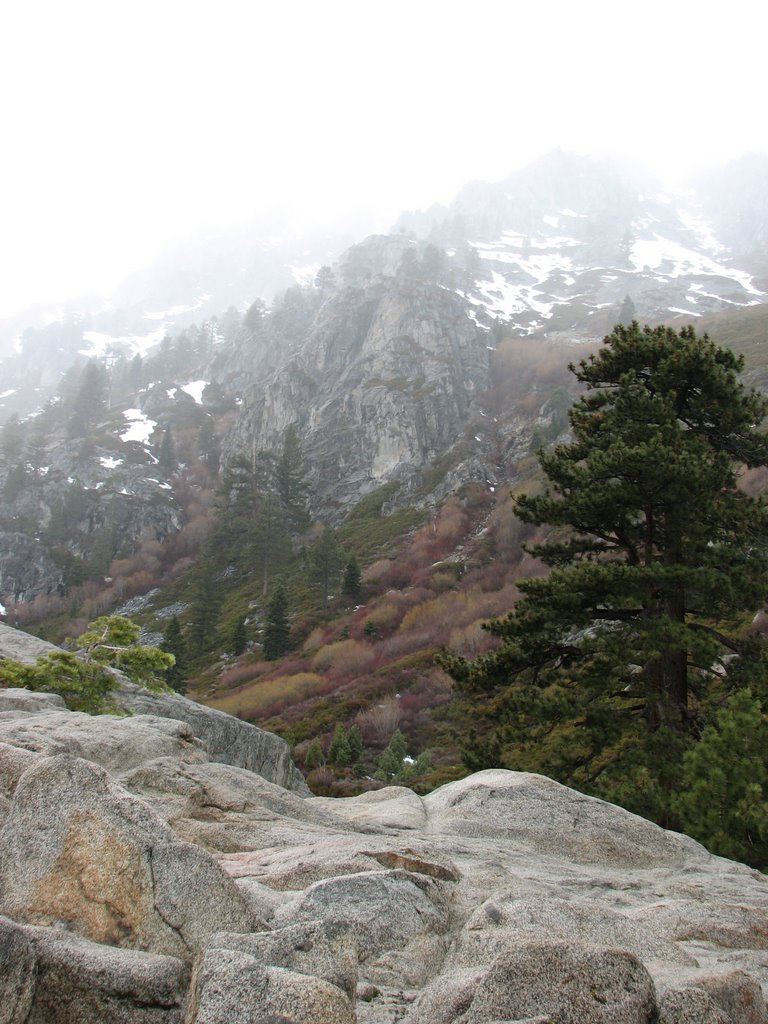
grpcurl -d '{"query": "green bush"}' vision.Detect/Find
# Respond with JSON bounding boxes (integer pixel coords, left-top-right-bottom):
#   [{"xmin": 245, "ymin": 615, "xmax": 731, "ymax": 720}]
[{"xmin": 0, "ymin": 615, "xmax": 173, "ymax": 715}]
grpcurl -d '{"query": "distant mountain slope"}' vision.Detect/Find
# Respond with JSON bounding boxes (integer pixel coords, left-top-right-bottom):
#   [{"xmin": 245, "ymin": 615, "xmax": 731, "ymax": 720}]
[
  {"xmin": 1, "ymin": 151, "xmax": 766, "ymax": 610},
  {"xmin": 397, "ymin": 150, "xmax": 767, "ymax": 337}
]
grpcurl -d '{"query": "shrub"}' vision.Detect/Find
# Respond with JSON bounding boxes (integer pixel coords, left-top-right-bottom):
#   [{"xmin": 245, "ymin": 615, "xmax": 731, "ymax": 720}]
[
  {"xmin": 210, "ymin": 672, "xmax": 327, "ymax": 720},
  {"xmin": 0, "ymin": 651, "xmax": 119, "ymax": 714},
  {"xmin": 312, "ymin": 639, "xmax": 376, "ymax": 677},
  {"xmin": 356, "ymin": 600, "xmax": 402, "ymax": 635},
  {"xmin": 448, "ymin": 619, "xmax": 500, "ymax": 657},
  {"xmin": 356, "ymin": 697, "xmax": 402, "ymax": 745}
]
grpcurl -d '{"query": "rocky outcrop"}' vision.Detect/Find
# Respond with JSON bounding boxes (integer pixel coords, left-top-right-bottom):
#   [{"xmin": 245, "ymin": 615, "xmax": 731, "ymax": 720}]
[
  {"xmin": 225, "ymin": 250, "xmax": 495, "ymax": 515},
  {"xmin": 0, "ymin": 623, "xmax": 309, "ymax": 795},
  {"xmin": 0, "ymin": 754, "xmax": 258, "ymax": 960},
  {"xmin": 0, "ymin": 439, "xmax": 183, "ymax": 605},
  {"xmin": 116, "ymin": 678, "xmax": 310, "ymax": 795},
  {"xmin": 1, "ymin": 679, "xmax": 768, "ymax": 1023}
]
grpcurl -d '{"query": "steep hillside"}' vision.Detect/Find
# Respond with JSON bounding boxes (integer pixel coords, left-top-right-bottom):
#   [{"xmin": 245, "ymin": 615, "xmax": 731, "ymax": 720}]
[{"xmin": 0, "ymin": 153, "xmax": 766, "ymax": 801}]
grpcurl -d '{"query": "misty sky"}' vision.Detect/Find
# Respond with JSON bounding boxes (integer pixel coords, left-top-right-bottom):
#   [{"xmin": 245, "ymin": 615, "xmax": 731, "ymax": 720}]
[{"xmin": 1, "ymin": 0, "xmax": 766, "ymax": 319}]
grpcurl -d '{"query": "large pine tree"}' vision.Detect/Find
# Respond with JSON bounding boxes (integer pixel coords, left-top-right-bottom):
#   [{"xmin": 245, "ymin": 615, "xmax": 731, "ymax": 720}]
[{"xmin": 445, "ymin": 323, "xmax": 768, "ymax": 812}]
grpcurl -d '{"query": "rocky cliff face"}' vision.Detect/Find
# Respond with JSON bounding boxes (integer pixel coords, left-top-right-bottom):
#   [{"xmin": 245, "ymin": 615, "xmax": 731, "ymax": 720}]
[
  {"xmin": 1, "ymin": 626, "xmax": 768, "ymax": 1024},
  {"xmin": 0, "ymin": 436, "xmax": 182, "ymax": 604},
  {"xmin": 224, "ymin": 236, "xmax": 495, "ymax": 513}
]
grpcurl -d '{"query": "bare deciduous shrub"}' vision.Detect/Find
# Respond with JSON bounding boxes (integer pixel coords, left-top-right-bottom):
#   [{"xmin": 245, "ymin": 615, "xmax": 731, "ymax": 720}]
[
  {"xmin": 312, "ymin": 639, "xmax": 376, "ymax": 676},
  {"xmin": 211, "ymin": 672, "xmax": 327, "ymax": 719},
  {"xmin": 448, "ymin": 618, "xmax": 500, "ymax": 656},
  {"xmin": 302, "ymin": 627, "xmax": 326, "ymax": 652},
  {"xmin": 378, "ymin": 630, "xmax": 433, "ymax": 661},
  {"xmin": 356, "ymin": 696, "xmax": 402, "ymax": 745},
  {"xmin": 363, "ymin": 559, "xmax": 393, "ymax": 582}
]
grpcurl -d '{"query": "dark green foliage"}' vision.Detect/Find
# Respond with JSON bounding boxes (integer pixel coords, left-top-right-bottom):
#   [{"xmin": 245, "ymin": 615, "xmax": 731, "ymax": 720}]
[
  {"xmin": 0, "ymin": 615, "xmax": 171, "ymax": 713},
  {"xmin": 76, "ymin": 615, "xmax": 173, "ymax": 688},
  {"xmin": 618, "ymin": 295, "xmax": 636, "ymax": 326},
  {"xmin": 230, "ymin": 616, "xmax": 247, "ymax": 656},
  {"xmin": 304, "ymin": 737, "xmax": 324, "ymax": 770},
  {"xmin": 185, "ymin": 567, "xmax": 221, "ymax": 658},
  {"xmin": 673, "ymin": 689, "xmax": 768, "ymax": 865},
  {"xmin": 342, "ymin": 555, "xmax": 362, "ymax": 602},
  {"xmin": 0, "ymin": 651, "xmax": 119, "ymax": 714},
  {"xmin": 310, "ymin": 528, "xmax": 344, "ymax": 608},
  {"xmin": 347, "ymin": 723, "xmax": 364, "ymax": 770},
  {"xmin": 443, "ymin": 323, "xmax": 768, "ymax": 855},
  {"xmin": 327, "ymin": 722, "xmax": 351, "ymax": 766},
  {"xmin": 263, "ymin": 585, "xmax": 291, "ymax": 661},
  {"xmin": 161, "ymin": 615, "xmax": 187, "ymax": 693},
  {"xmin": 276, "ymin": 424, "xmax": 310, "ymax": 532},
  {"xmin": 376, "ymin": 728, "xmax": 407, "ymax": 778}
]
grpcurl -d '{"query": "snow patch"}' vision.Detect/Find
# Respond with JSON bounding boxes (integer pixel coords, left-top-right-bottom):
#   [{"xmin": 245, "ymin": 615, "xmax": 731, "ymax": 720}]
[
  {"xmin": 290, "ymin": 263, "xmax": 321, "ymax": 287},
  {"xmin": 81, "ymin": 327, "xmax": 167, "ymax": 359},
  {"xmin": 630, "ymin": 235, "xmax": 764, "ymax": 296},
  {"xmin": 120, "ymin": 409, "xmax": 156, "ymax": 445},
  {"xmin": 144, "ymin": 294, "xmax": 210, "ymax": 320},
  {"xmin": 99, "ymin": 456, "xmax": 123, "ymax": 470},
  {"xmin": 180, "ymin": 380, "xmax": 208, "ymax": 404}
]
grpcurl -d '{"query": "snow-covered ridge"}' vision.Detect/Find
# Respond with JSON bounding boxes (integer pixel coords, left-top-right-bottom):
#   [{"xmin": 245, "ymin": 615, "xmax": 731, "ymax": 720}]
[{"xmin": 460, "ymin": 191, "xmax": 765, "ymax": 335}]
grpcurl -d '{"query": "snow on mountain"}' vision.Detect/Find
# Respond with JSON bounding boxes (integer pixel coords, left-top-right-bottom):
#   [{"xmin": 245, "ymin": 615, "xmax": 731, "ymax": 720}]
[
  {"xmin": 120, "ymin": 408, "xmax": 157, "ymax": 445},
  {"xmin": 454, "ymin": 193, "xmax": 765, "ymax": 336}
]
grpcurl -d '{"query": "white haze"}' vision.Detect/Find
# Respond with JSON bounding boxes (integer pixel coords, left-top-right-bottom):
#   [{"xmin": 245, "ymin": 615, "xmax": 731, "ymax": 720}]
[{"xmin": 1, "ymin": 0, "xmax": 766, "ymax": 318}]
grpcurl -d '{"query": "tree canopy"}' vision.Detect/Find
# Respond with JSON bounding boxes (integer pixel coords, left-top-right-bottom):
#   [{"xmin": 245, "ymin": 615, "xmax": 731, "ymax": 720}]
[{"xmin": 444, "ymin": 323, "xmax": 768, "ymax": 856}]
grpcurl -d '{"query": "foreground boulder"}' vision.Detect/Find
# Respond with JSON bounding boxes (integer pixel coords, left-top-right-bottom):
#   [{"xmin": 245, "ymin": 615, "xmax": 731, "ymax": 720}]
[
  {"xmin": 0, "ymin": 755, "xmax": 257, "ymax": 960},
  {"xmin": 0, "ymin": 647, "xmax": 767, "ymax": 1023}
]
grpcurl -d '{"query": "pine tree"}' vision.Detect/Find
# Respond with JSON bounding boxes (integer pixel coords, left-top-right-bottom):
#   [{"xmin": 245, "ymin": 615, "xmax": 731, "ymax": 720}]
[
  {"xmin": 304, "ymin": 738, "xmax": 324, "ymax": 770},
  {"xmin": 262, "ymin": 585, "xmax": 291, "ymax": 661},
  {"xmin": 376, "ymin": 728, "xmax": 407, "ymax": 778},
  {"xmin": 673, "ymin": 688, "xmax": 768, "ymax": 867},
  {"xmin": 231, "ymin": 616, "xmax": 247, "ymax": 656},
  {"xmin": 158, "ymin": 426, "xmax": 177, "ymax": 473},
  {"xmin": 347, "ymin": 723, "xmax": 364, "ymax": 771},
  {"xmin": 161, "ymin": 615, "xmax": 187, "ymax": 693},
  {"xmin": 185, "ymin": 567, "xmax": 220, "ymax": 659},
  {"xmin": 618, "ymin": 294, "xmax": 636, "ymax": 325},
  {"xmin": 275, "ymin": 424, "xmax": 309, "ymax": 531},
  {"xmin": 310, "ymin": 527, "xmax": 343, "ymax": 608},
  {"xmin": 67, "ymin": 362, "xmax": 108, "ymax": 437},
  {"xmin": 342, "ymin": 555, "xmax": 362, "ymax": 602},
  {"xmin": 327, "ymin": 723, "xmax": 351, "ymax": 767},
  {"xmin": 444, "ymin": 323, "xmax": 768, "ymax": 790}
]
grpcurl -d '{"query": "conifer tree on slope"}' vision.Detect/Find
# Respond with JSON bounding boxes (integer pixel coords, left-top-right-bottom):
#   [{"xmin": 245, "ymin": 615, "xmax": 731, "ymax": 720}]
[
  {"xmin": 444, "ymin": 323, "xmax": 768, "ymax": 792},
  {"xmin": 263, "ymin": 585, "xmax": 291, "ymax": 661}
]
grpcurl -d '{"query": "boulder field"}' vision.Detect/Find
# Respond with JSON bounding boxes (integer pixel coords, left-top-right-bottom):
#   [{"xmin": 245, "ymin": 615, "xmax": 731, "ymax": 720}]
[{"xmin": 1, "ymin": 642, "xmax": 768, "ymax": 1021}]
